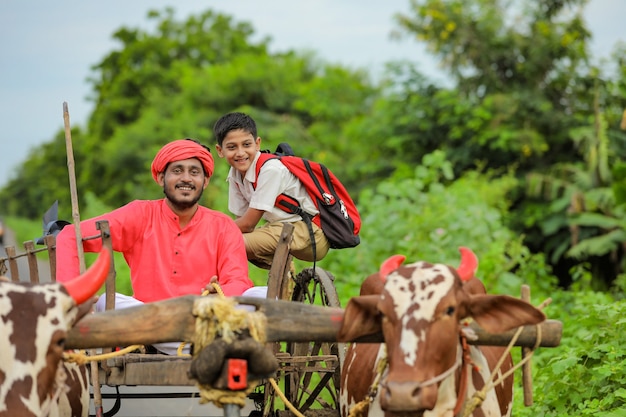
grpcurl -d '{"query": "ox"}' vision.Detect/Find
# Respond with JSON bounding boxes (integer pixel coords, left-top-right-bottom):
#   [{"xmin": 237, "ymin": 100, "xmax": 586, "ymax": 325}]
[
  {"xmin": 338, "ymin": 248, "xmax": 546, "ymax": 417},
  {"xmin": 0, "ymin": 249, "xmax": 110, "ymax": 417}
]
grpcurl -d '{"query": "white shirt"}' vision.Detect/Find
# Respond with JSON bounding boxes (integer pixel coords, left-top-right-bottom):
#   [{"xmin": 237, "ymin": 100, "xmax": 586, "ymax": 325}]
[{"xmin": 226, "ymin": 152, "xmax": 319, "ymax": 223}]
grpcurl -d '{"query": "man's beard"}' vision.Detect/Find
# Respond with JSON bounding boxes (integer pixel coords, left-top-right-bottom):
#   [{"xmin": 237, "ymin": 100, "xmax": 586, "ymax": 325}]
[{"xmin": 163, "ymin": 184, "xmax": 204, "ymax": 210}]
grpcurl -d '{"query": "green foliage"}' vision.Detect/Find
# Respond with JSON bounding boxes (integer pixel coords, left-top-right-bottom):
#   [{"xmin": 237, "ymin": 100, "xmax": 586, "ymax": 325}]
[
  {"xmin": 0, "ymin": 9, "xmax": 377, "ymax": 213},
  {"xmin": 88, "ymin": 8, "xmax": 270, "ymax": 140},
  {"xmin": 518, "ymin": 104, "xmax": 626, "ymax": 289},
  {"xmin": 322, "ymin": 150, "xmax": 558, "ymax": 305},
  {"xmin": 516, "ymin": 290, "xmax": 626, "ymax": 416},
  {"xmin": 388, "ymin": 1, "xmax": 626, "ymax": 290},
  {"xmin": 396, "ymin": 0, "xmax": 591, "ymax": 94},
  {"xmin": 0, "ymin": 131, "xmax": 78, "ymax": 219},
  {"xmin": 389, "ymin": 0, "xmax": 593, "ymax": 176}
]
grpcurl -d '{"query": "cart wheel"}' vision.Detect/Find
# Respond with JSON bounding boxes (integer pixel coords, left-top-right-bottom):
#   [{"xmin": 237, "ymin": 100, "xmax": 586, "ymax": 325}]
[
  {"xmin": 253, "ymin": 266, "xmax": 343, "ymax": 417},
  {"xmin": 281, "ymin": 266, "xmax": 343, "ymax": 417}
]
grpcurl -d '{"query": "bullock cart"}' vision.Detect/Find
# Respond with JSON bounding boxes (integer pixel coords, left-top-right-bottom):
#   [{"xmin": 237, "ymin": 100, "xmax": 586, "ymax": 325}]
[
  {"xmin": 2, "ymin": 224, "xmax": 563, "ymax": 417},
  {"xmin": 2, "ymin": 221, "xmax": 346, "ymax": 417}
]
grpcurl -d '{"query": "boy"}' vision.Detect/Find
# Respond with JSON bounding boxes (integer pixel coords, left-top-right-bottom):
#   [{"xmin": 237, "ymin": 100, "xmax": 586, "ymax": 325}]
[{"xmin": 214, "ymin": 112, "xmax": 330, "ymax": 269}]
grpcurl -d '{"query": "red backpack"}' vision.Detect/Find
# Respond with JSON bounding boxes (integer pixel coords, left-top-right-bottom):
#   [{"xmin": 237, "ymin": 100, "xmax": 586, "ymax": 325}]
[{"xmin": 253, "ymin": 143, "xmax": 361, "ymax": 252}]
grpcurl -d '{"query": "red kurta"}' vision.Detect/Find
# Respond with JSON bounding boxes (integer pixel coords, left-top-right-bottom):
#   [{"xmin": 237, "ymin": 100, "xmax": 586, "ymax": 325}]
[{"xmin": 56, "ymin": 199, "xmax": 253, "ymax": 301}]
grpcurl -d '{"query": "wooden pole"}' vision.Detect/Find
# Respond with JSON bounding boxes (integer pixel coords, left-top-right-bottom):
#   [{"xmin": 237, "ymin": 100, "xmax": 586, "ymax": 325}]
[
  {"xmin": 66, "ymin": 296, "xmax": 563, "ymax": 349},
  {"xmin": 63, "ymin": 102, "xmax": 103, "ymax": 417},
  {"xmin": 63, "ymin": 103, "xmax": 85, "ymax": 273},
  {"xmin": 521, "ymin": 285, "xmax": 534, "ymax": 406}
]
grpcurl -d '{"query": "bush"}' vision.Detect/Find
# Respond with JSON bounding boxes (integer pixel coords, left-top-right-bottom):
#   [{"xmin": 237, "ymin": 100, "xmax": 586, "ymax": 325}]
[
  {"xmin": 516, "ymin": 290, "xmax": 626, "ymax": 415},
  {"xmin": 323, "ymin": 151, "xmax": 558, "ymax": 306}
]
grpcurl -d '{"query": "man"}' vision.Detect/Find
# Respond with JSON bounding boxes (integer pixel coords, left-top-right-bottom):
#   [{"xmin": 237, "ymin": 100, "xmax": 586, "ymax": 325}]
[{"xmin": 57, "ymin": 138, "xmax": 264, "ymax": 354}]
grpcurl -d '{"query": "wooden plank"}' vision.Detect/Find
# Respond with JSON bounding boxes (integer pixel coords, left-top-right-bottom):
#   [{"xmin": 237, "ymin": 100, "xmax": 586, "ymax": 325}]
[
  {"xmin": 97, "ymin": 353, "xmax": 337, "ymax": 386},
  {"xmin": 24, "ymin": 240, "xmax": 39, "ymax": 284},
  {"xmin": 99, "ymin": 355, "xmax": 194, "ymax": 386},
  {"xmin": 267, "ymin": 223, "xmax": 294, "ymax": 300},
  {"xmin": 44, "ymin": 235, "xmax": 57, "ymax": 282},
  {"xmin": 66, "ymin": 296, "xmax": 562, "ymax": 349},
  {"xmin": 95, "ymin": 220, "xmax": 117, "ymax": 311},
  {"xmin": 5, "ymin": 246, "xmax": 19, "ymax": 282},
  {"xmin": 276, "ymin": 355, "xmax": 338, "ymax": 364}
]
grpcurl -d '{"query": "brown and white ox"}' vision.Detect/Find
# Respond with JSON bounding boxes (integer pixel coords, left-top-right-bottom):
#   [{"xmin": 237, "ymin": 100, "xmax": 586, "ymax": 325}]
[
  {"xmin": 338, "ymin": 248, "xmax": 546, "ymax": 417},
  {"xmin": 0, "ymin": 249, "xmax": 110, "ymax": 417}
]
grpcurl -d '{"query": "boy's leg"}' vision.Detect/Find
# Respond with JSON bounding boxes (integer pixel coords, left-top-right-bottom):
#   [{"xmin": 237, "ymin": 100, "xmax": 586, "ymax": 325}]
[
  {"xmin": 289, "ymin": 221, "xmax": 330, "ymax": 262},
  {"xmin": 243, "ymin": 222, "xmax": 285, "ymax": 268}
]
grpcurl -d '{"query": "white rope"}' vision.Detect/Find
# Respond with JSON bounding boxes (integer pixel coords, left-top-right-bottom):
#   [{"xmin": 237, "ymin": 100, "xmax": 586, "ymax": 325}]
[{"xmin": 411, "ymin": 346, "xmax": 463, "ymax": 389}]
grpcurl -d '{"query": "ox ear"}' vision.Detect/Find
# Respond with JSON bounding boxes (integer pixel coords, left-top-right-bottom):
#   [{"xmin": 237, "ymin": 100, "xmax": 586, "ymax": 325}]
[
  {"xmin": 63, "ymin": 249, "xmax": 111, "ymax": 305},
  {"xmin": 359, "ymin": 273, "xmax": 385, "ymax": 296},
  {"xmin": 75, "ymin": 296, "xmax": 99, "ymax": 322},
  {"xmin": 462, "ymin": 276, "xmax": 487, "ymax": 295},
  {"xmin": 456, "ymin": 247, "xmax": 478, "ymax": 282},
  {"xmin": 337, "ymin": 295, "xmax": 382, "ymax": 342},
  {"xmin": 379, "ymin": 255, "xmax": 406, "ymax": 281},
  {"xmin": 466, "ymin": 294, "xmax": 546, "ymax": 334}
]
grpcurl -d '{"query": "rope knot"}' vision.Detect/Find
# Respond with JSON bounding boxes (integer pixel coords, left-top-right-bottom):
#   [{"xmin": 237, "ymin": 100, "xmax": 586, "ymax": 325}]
[
  {"xmin": 463, "ymin": 391, "xmax": 487, "ymax": 417},
  {"xmin": 194, "ymin": 297, "xmax": 241, "ymax": 343},
  {"xmin": 190, "ymin": 296, "xmax": 268, "ymax": 408}
]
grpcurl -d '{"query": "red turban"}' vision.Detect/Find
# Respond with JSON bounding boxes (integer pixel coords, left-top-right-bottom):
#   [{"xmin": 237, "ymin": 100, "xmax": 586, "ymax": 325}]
[{"xmin": 151, "ymin": 139, "xmax": 214, "ymax": 183}]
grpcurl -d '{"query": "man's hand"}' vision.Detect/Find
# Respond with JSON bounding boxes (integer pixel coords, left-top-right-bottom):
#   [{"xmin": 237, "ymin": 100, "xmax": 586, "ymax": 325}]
[{"xmin": 202, "ymin": 276, "xmax": 219, "ymax": 294}]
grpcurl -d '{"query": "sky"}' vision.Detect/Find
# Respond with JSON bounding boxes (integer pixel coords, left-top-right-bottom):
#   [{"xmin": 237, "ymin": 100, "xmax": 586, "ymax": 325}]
[{"xmin": 0, "ymin": 0, "xmax": 624, "ymax": 189}]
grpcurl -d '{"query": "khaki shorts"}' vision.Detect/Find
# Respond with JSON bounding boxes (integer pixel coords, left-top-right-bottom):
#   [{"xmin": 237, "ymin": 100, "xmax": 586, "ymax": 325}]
[{"xmin": 243, "ymin": 221, "xmax": 330, "ymax": 269}]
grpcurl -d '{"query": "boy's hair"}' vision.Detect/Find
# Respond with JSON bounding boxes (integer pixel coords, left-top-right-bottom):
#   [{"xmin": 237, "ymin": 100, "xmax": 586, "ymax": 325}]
[{"xmin": 213, "ymin": 112, "xmax": 258, "ymax": 146}]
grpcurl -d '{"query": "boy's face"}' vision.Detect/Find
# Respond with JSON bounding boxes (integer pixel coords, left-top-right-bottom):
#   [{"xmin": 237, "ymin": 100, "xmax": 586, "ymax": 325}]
[{"xmin": 215, "ymin": 129, "xmax": 261, "ymax": 176}]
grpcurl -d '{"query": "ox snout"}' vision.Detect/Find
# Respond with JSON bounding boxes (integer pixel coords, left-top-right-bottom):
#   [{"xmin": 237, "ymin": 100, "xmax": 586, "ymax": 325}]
[{"xmin": 380, "ymin": 381, "xmax": 438, "ymax": 412}]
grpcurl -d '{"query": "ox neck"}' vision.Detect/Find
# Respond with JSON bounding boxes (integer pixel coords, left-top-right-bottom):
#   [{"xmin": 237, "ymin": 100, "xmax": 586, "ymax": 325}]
[{"xmin": 453, "ymin": 331, "xmax": 475, "ymax": 416}]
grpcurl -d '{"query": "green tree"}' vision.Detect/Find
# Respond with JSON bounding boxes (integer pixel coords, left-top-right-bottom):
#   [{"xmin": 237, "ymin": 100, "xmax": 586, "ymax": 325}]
[
  {"xmin": 514, "ymin": 82, "xmax": 626, "ymax": 290},
  {"xmin": 81, "ymin": 8, "xmax": 272, "ymax": 206},
  {"xmin": 0, "ymin": 130, "xmax": 85, "ymax": 219},
  {"xmin": 87, "ymin": 8, "xmax": 270, "ymax": 140},
  {"xmin": 387, "ymin": 0, "xmax": 626, "ymax": 287},
  {"xmin": 0, "ymin": 8, "xmax": 378, "ymax": 215},
  {"xmin": 389, "ymin": 0, "xmax": 595, "ymax": 171}
]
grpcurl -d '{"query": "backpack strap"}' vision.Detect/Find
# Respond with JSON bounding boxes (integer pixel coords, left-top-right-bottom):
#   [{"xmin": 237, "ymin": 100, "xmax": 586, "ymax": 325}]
[
  {"xmin": 274, "ymin": 196, "xmax": 318, "ymax": 270},
  {"xmin": 254, "ymin": 154, "xmax": 320, "ymax": 225},
  {"xmin": 253, "ymin": 152, "xmax": 279, "ymax": 189},
  {"xmin": 253, "ymin": 152, "xmax": 319, "ymax": 269}
]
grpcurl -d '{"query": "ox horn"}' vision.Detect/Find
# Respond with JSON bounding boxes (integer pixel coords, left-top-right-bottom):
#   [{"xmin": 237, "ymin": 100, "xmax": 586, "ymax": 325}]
[
  {"xmin": 379, "ymin": 254, "xmax": 406, "ymax": 281},
  {"xmin": 63, "ymin": 249, "xmax": 111, "ymax": 304},
  {"xmin": 456, "ymin": 247, "xmax": 478, "ymax": 282}
]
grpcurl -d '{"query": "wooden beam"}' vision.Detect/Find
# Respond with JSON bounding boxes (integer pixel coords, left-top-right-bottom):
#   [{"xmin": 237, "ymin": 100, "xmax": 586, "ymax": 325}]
[{"xmin": 66, "ymin": 296, "xmax": 562, "ymax": 349}]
